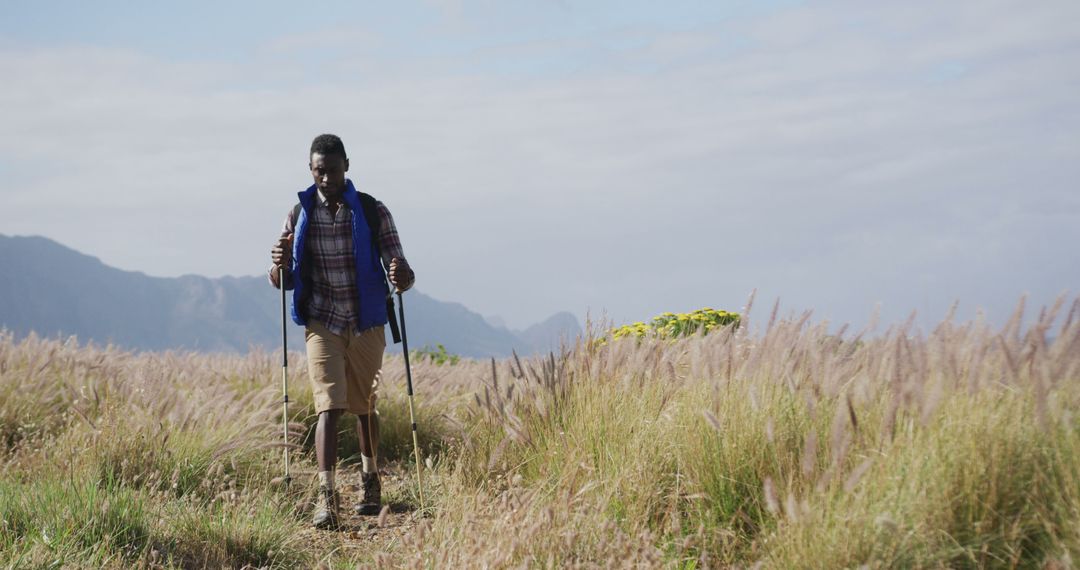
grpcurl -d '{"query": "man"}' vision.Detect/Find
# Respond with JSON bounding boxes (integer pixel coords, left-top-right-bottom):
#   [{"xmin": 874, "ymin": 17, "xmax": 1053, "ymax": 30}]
[{"xmin": 269, "ymin": 134, "xmax": 415, "ymax": 529}]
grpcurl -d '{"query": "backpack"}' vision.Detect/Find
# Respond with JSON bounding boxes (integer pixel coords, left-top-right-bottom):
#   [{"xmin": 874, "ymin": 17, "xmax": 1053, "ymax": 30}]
[{"xmin": 291, "ymin": 192, "xmax": 402, "ymax": 344}]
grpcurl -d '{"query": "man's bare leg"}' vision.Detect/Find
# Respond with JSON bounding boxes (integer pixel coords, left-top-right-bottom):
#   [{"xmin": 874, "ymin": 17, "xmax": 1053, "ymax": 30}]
[
  {"xmin": 316, "ymin": 409, "xmax": 344, "ymax": 473},
  {"xmin": 355, "ymin": 412, "xmax": 382, "ymax": 515},
  {"xmin": 313, "ymin": 409, "xmax": 343, "ymax": 528},
  {"xmin": 356, "ymin": 412, "xmax": 380, "ymax": 470}
]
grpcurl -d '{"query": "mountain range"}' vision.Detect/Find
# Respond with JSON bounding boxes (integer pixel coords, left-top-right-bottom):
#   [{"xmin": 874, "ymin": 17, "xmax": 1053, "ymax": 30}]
[{"xmin": 0, "ymin": 234, "xmax": 580, "ymax": 357}]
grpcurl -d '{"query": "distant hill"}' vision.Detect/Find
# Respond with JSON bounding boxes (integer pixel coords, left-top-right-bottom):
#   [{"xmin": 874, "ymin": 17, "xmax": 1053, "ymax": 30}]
[
  {"xmin": 516, "ymin": 311, "xmax": 582, "ymax": 352},
  {"xmin": 0, "ymin": 235, "xmax": 580, "ymax": 357}
]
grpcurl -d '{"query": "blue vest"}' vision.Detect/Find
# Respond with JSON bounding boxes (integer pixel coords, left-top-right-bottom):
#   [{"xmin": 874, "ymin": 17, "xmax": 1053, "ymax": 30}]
[{"xmin": 290, "ymin": 180, "xmax": 390, "ymax": 331}]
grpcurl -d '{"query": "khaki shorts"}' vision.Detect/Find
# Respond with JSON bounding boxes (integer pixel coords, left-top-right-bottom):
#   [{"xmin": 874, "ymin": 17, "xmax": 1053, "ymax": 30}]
[{"xmin": 305, "ymin": 321, "xmax": 385, "ymax": 415}]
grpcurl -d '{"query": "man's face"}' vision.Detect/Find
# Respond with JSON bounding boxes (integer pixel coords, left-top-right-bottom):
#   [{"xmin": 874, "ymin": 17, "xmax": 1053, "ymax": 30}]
[{"xmin": 309, "ymin": 152, "xmax": 349, "ymax": 200}]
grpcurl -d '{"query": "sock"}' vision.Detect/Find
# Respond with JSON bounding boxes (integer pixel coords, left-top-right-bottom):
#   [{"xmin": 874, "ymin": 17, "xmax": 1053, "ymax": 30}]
[
  {"xmin": 361, "ymin": 454, "xmax": 378, "ymax": 475},
  {"xmin": 318, "ymin": 470, "xmax": 335, "ymax": 489}
]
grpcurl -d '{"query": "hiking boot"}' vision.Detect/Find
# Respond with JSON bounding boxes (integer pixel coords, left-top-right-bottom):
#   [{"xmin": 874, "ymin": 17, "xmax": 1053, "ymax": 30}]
[
  {"xmin": 312, "ymin": 485, "xmax": 340, "ymax": 529},
  {"xmin": 354, "ymin": 472, "xmax": 381, "ymax": 516}
]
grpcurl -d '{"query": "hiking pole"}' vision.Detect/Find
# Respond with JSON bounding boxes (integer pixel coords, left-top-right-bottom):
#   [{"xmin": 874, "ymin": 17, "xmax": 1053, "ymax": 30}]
[
  {"xmin": 279, "ymin": 266, "xmax": 291, "ymax": 490},
  {"xmin": 397, "ymin": 290, "xmax": 426, "ymax": 512}
]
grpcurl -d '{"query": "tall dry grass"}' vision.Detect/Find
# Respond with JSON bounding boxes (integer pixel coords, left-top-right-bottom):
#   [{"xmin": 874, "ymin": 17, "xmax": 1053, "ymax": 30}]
[
  {"xmin": 2, "ymin": 295, "xmax": 1079, "ymax": 568},
  {"xmin": 0, "ymin": 332, "xmax": 469, "ymax": 568},
  {"xmin": 380, "ymin": 296, "xmax": 1080, "ymax": 568}
]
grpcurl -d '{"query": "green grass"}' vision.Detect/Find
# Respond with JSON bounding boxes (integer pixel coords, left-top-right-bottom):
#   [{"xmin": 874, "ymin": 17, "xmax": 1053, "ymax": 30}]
[
  {"xmin": 0, "ymin": 476, "xmax": 307, "ymax": 569},
  {"xmin": 1, "ymin": 479, "xmax": 151, "ymax": 568}
]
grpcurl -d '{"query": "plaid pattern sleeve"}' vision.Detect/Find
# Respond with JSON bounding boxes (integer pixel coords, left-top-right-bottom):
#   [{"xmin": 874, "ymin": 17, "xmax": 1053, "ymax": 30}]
[
  {"xmin": 375, "ymin": 201, "xmax": 405, "ymax": 268},
  {"xmin": 267, "ymin": 208, "xmax": 296, "ymax": 289}
]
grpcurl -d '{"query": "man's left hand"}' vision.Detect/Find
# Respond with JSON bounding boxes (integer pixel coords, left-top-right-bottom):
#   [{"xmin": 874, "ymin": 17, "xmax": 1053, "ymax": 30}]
[{"xmin": 388, "ymin": 258, "xmax": 415, "ymax": 292}]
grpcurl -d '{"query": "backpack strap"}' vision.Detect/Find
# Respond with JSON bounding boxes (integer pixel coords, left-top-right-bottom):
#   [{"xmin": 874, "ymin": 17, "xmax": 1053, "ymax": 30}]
[{"xmin": 357, "ymin": 192, "xmax": 381, "ymax": 243}]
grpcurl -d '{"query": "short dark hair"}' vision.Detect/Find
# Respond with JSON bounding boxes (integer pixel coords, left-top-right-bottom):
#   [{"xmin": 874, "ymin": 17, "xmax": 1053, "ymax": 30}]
[{"xmin": 310, "ymin": 134, "xmax": 347, "ymax": 160}]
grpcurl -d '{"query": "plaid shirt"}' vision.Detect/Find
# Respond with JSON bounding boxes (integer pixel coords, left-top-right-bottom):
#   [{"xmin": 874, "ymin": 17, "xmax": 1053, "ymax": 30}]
[{"xmin": 270, "ymin": 189, "xmax": 407, "ymax": 335}]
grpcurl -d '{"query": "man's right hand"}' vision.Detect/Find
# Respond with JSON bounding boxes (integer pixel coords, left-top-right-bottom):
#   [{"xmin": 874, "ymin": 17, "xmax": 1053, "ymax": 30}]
[{"xmin": 271, "ymin": 234, "xmax": 293, "ymax": 271}]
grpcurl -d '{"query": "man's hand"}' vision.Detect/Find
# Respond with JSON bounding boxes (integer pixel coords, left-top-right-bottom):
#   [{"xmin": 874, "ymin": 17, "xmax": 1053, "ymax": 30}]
[
  {"xmin": 271, "ymin": 235, "xmax": 293, "ymax": 271},
  {"xmin": 388, "ymin": 257, "xmax": 415, "ymax": 292}
]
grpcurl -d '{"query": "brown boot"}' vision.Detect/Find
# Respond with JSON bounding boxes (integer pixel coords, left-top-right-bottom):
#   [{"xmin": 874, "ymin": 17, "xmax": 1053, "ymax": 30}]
[
  {"xmin": 312, "ymin": 485, "xmax": 340, "ymax": 529},
  {"xmin": 354, "ymin": 472, "xmax": 381, "ymax": 516}
]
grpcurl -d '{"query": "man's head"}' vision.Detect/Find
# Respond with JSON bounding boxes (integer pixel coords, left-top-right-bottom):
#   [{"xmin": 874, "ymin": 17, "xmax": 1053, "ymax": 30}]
[{"xmin": 309, "ymin": 134, "xmax": 350, "ymax": 201}]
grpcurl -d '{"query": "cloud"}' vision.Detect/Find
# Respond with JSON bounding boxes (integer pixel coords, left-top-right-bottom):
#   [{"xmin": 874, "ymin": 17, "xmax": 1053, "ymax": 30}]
[{"xmin": 1, "ymin": 0, "xmax": 1077, "ymax": 330}]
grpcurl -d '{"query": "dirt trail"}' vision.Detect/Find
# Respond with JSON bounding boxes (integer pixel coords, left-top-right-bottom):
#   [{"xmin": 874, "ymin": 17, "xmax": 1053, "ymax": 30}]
[{"xmin": 295, "ymin": 462, "xmax": 424, "ymax": 562}]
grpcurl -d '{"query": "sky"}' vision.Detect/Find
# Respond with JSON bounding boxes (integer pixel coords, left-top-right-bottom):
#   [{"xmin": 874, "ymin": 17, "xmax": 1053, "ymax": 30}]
[{"xmin": 1, "ymin": 0, "xmax": 1078, "ymax": 332}]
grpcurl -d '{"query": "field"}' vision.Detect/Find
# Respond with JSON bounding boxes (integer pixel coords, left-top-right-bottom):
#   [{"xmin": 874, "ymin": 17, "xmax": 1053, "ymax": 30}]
[{"xmin": 2, "ymin": 296, "xmax": 1079, "ymax": 569}]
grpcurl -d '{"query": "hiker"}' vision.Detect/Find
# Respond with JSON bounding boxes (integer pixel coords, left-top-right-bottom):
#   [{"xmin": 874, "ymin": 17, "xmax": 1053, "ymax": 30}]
[{"xmin": 269, "ymin": 134, "xmax": 415, "ymax": 529}]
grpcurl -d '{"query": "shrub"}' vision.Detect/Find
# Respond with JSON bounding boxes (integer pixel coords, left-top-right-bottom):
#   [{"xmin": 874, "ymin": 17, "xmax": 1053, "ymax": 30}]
[
  {"xmin": 411, "ymin": 343, "xmax": 461, "ymax": 366},
  {"xmin": 607, "ymin": 308, "xmax": 741, "ymax": 342}
]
